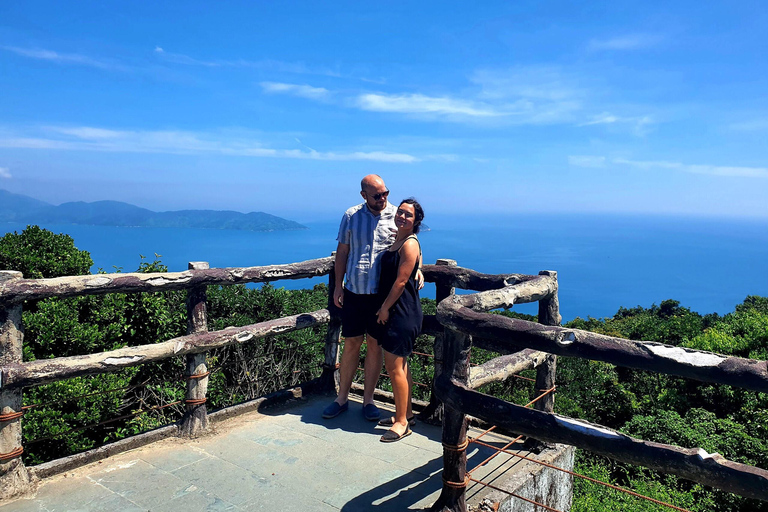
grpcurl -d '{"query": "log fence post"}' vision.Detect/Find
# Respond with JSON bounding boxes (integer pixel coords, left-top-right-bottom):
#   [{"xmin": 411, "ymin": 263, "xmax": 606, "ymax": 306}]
[
  {"xmin": 430, "ymin": 322, "xmax": 471, "ymax": 512},
  {"xmin": 420, "ymin": 259, "xmax": 456, "ymax": 425},
  {"xmin": 180, "ymin": 262, "xmax": 210, "ymax": 437},
  {"xmin": 526, "ymin": 270, "xmax": 560, "ymax": 452},
  {"xmin": 0, "ymin": 271, "xmax": 34, "ymax": 498},
  {"xmin": 320, "ymin": 252, "xmax": 341, "ymax": 393}
]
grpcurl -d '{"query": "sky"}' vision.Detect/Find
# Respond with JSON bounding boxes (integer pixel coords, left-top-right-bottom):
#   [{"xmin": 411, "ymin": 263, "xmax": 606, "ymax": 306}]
[{"xmin": 1, "ymin": 1, "xmax": 767, "ymax": 222}]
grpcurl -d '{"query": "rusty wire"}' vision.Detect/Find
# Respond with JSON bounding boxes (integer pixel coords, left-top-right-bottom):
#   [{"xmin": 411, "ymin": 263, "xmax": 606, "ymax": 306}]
[
  {"xmin": 468, "ymin": 476, "xmax": 563, "ymax": 512},
  {"xmin": 21, "ymin": 379, "xmax": 151, "ymax": 412},
  {"xmin": 26, "ymin": 400, "xmax": 183, "ymax": 447},
  {"xmin": 466, "ymin": 386, "xmax": 555, "ymax": 475},
  {"xmin": 469, "ymin": 438, "xmax": 693, "ymax": 512},
  {"xmin": 462, "ymin": 385, "xmax": 692, "ymax": 512}
]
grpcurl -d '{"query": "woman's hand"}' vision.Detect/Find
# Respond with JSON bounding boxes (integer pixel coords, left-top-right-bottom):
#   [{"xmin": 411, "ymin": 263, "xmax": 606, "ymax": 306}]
[{"xmin": 376, "ymin": 307, "xmax": 390, "ymax": 324}]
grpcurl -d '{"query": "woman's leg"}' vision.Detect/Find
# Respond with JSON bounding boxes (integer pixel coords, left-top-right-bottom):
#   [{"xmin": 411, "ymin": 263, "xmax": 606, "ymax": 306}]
[
  {"xmin": 406, "ymin": 364, "xmax": 413, "ymax": 418},
  {"xmin": 383, "ymin": 349, "xmax": 410, "ymax": 435}
]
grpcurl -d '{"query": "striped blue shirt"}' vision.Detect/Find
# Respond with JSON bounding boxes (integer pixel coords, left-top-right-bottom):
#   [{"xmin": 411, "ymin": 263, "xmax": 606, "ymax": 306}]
[{"xmin": 337, "ymin": 202, "xmax": 397, "ymax": 294}]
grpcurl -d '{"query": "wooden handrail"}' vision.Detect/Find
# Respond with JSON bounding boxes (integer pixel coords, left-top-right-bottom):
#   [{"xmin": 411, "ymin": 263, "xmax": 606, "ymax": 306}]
[
  {"xmin": 2, "ymin": 308, "xmax": 331, "ymax": 390},
  {"xmin": 435, "ymin": 375, "xmax": 768, "ymax": 502},
  {"xmin": 437, "ymin": 298, "xmax": 768, "ymax": 394},
  {"xmin": 0, "ymin": 256, "xmax": 335, "ymax": 304}
]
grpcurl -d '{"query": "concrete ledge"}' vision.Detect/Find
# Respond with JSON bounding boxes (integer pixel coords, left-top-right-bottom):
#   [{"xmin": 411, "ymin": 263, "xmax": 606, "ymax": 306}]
[
  {"xmin": 31, "ymin": 423, "xmax": 180, "ymax": 480},
  {"xmin": 476, "ymin": 444, "xmax": 575, "ymax": 512}
]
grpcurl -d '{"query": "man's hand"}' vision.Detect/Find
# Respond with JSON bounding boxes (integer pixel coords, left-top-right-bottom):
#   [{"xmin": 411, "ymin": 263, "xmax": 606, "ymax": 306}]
[
  {"xmin": 416, "ymin": 268, "xmax": 425, "ymax": 290},
  {"xmin": 333, "ymin": 286, "xmax": 344, "ymax": 308}
]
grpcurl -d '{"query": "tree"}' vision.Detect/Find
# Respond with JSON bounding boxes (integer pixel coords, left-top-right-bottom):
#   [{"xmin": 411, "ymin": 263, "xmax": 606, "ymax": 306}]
[{"xmin": 0, "ymin": 225, "xmax": 93, "ymax": 278}]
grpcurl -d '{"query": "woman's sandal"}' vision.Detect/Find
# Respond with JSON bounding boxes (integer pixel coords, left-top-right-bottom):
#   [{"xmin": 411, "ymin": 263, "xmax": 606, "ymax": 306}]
[
  {"xmin": 378, "ymin": 415, "xmax": 416, "ymax": 427},
  {"xmin": 380, "ymin": 428, "xmax": 412, "ymax": 443}
]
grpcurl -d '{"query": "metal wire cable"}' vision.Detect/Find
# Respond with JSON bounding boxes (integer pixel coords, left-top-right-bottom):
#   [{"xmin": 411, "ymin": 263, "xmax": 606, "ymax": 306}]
[{"xmin": 26, "ymin": 400, "xmax": 183, "ymax": 447}]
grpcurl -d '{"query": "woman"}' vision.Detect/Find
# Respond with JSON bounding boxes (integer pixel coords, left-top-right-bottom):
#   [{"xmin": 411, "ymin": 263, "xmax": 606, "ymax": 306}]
[{"xmin": 374, "ymin": 198, "xmax": 424, "ymax": 442}]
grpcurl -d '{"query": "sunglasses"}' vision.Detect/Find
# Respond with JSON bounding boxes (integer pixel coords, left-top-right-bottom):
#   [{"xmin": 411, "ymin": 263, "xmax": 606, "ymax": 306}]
[{"xmin": 367, "ymin": 190, "xmax": 389, "ymax": 200}]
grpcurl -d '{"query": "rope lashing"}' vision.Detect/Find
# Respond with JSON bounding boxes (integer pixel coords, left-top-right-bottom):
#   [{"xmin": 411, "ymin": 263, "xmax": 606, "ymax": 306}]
[
  {"xmin": 0, "ymin": 447, "xmax": 23, "ymax": 462},
  {"xmin": 0, "ymin": 411, "xmax": 24, "ymax": 422},
  {"xmin": 442, "ymin": 474, "xmax": 470, "ymax": 489},
  {"xmin": 186, "ymin": 370, "xmax": 210, "ymax": 380},
  {"xmin": 442, "ymin": 438, "xmax": 469, "ymax": 452}
]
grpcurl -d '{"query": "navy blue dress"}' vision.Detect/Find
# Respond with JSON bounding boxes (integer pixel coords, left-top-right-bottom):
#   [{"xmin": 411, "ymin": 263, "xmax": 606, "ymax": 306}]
[{"xmin": 372, "ymin": 238, "xmax": 422, "ymax": 357}]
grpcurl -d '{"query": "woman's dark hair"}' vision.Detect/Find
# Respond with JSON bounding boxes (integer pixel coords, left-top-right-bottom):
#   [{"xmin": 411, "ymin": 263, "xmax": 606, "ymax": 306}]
[{"xmin": 400, "ymin": 198, "xmax": 424, "ymax": 234}]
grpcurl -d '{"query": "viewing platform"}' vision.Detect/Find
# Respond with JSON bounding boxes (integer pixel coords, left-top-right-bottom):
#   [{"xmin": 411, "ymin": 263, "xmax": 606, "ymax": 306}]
[
  {"xmin": 2, "ymin": 256, "xmax": 766, "ymax": 511},
  {"xmin": 0, "ymin": 395, "xmax": 567, "ymax": 511}
]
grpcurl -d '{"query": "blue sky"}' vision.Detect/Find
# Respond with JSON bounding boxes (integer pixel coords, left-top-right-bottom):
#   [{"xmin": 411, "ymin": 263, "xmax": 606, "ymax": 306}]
[{"xmin": 1, "ymin": 1, "xmax": 766, "ymax": 221}]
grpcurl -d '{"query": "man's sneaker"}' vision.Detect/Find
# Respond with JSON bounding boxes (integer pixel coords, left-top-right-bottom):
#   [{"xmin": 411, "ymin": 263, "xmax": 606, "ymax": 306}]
[
  {"xmin": 322, "ymin": 401, "xmax": 348, "ymax": 419},
  {"xmin": 362, "ymin": 403, "xmax": 381, "ymax": 421}
]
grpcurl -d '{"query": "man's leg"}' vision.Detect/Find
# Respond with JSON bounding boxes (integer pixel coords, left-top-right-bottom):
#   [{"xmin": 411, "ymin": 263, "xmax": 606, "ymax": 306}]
[
  {"xmin": 336, "ymin": 335, "xmax": 364, "ymax": 405},
  {"xmin": 363, "ymin": 335, "xmax": 384, "ymax": 406}
]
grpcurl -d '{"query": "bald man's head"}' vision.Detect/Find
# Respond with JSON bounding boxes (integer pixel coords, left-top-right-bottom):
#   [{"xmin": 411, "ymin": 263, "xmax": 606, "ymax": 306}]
[
  {"xmin": 361, "ymin": 174, "xmax": 385, "ymax": 192},
  {"xmin": 360, "ymin": 174, "xmax": 389, "ymax": 214}
]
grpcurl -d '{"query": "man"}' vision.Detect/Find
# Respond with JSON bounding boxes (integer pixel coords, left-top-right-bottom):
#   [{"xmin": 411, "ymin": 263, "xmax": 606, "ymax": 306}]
[{"xmin": 322, "ymin": 174, "xmax": 400, "ymax": 421}]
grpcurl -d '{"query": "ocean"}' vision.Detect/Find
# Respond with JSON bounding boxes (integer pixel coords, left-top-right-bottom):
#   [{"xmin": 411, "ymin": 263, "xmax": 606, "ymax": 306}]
[{"xmin": 2, "ymin": 213, "xmax": 767, "ymax": 321}]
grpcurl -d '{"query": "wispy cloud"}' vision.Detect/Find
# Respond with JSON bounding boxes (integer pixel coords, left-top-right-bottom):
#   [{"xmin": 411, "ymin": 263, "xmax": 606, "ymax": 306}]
[
  {"xmin": 48, "ymin": 126, "xmax": 125, "ymax": 139},
  {"xmin": 568, "ymin": 155, "xmax": 606, "ymax": 168},
  {"xmin": 468, "ymin": 66, "xmax": 586, "ymax": 124},
  {"xmin": 578, "ymin": 157, "xmax": 768, "ymax": 178},
  {"xmin": 0, "ymin": 126, "xmax": 419, "ymax": 163},
  {"xmin": 260, "ymin": 82, "xmax": 331, "ymax": 101},
  {"xmin": 579, "ymin": 113, "xmax": 654, "ymax": 135},
  {"xmin": 356, "ymin": 93, "xmax": 502, "ymax": 117},
  {"xmin": 153, "ymin": 46, "xmax": 219, "ymax": 67},
  {"xmin": 588, "ymin": 34, "xmax": 663, "ymax": 51},
  {"xmin": 472, "ymin": 66, "xmax": 582, "ymax": 102},
  {"xmin": 0, "ymin": 167, "xmax": 11, "ymax": 179},
  {"xmin": 729, "ymin": 119, "xmax": 768, "ymax": 132},
  {"xmin": 153, "ymin": 47, "xmax": 367, "ymax": 81},
  {"xmin": 615, "ymin": 158, "xmax": 768, "ymax": 178},
  {"xmin": 1, "ymin": 45, "xmax": 128, "ymax": 71}
]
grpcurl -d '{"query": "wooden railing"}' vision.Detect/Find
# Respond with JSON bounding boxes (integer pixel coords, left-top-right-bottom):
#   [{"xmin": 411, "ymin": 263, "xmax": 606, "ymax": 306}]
[
  {"xmin": 2, "ymin": 256, "xmax": 766, "ymax": 510},
  {"xmin": 428, "ymin": 267, "xmax": 768, "ymax": 512}
]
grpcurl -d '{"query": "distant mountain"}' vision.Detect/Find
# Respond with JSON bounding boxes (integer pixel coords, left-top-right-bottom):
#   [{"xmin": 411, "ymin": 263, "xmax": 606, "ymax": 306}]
[
  {"xmin": 0, "ymin": 190, "xmax": 307, "ymax": 231},
  {"xmin": 0, "ymin": 190, "xmax": 51, "ymax": 221}
]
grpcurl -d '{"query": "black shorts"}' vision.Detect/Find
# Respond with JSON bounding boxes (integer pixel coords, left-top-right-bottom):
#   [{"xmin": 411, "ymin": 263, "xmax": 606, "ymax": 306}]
[{"xmin": 340, "ymin": 289, "xmax": 381, "ymax": 339}]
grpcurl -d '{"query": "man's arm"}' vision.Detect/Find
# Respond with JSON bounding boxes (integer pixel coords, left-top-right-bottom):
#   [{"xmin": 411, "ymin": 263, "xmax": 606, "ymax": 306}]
[
  {"xmin": 333, "ymin": 242, "xmax": 350, "ymax": 307},
  {"xmin": 415, "ymin": 253, "xmax": 424, "ymax": 290}
]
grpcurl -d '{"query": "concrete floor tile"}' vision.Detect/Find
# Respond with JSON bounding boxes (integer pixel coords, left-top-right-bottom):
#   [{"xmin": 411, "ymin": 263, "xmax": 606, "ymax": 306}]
[
  {"xmin": 239, "ymin": 488, "xmax": 337, "ymax": 512},
  {"xmin": 170, "ymin": 456, "xmax": 277, "ymax": 506},
  {"xmin": 139, "ymin": 443, "xmax": 210, "ymax": 473},
  {"xmin": 87, "ymin": 459, "xmax": 191, "ymax": 509},
  {"xmin": 152, "ymin": 487, "xmax": 239, "ymax": 512},
  {"xmin": 0, "ymin": 497, "xmax": 45, "ymax": 512},
  {"xmin": 22, "ymin": 476, "xmax": 146, "ymax": 512}
]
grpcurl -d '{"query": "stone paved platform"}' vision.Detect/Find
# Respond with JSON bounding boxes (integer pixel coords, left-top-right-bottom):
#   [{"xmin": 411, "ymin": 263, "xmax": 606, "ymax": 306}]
[{"xmin": 0, "ymin": 394, "xmax": 536, "ymax": 511}]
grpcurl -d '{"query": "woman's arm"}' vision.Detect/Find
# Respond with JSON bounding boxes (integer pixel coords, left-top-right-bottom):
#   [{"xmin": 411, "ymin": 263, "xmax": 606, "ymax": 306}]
[{"xmin": 376, "ymin": 238, "xmax": 420, "ymax": 324}]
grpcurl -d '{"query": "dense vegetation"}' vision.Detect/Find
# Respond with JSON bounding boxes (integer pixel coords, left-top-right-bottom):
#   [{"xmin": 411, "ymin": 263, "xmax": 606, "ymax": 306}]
[{"xmin": 1, "ymin": 226, "xmax": 766, "ymax": 511}]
